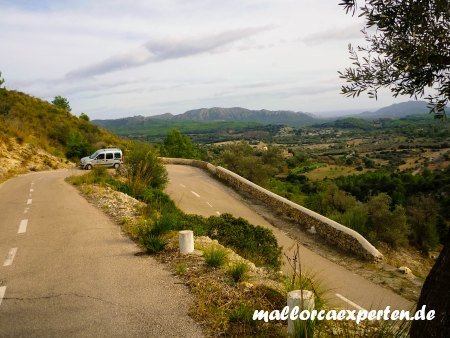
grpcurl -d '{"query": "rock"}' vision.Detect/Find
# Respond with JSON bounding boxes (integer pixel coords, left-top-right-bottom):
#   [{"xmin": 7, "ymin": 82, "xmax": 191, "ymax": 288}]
[
  {"xmin": 397, "ymin": 266, "xmax": 412, "ymax": 274},
  {"xmin": 307, "ymin": 225, "xmax": 316, "ymax": 234}
]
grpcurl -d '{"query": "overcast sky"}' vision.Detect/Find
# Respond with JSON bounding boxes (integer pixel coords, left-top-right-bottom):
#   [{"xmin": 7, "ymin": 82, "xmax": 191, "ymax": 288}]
[{"xmin": 0, "ymin": 0, "xmax": 411, "ymax": 119}]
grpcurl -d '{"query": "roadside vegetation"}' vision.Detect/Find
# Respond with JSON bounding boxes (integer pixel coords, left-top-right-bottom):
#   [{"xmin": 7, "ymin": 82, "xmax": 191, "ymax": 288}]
[
  {"xmin": 69, "ymin": 165, "xmax": 410, "ymax": 337},
  {"xmin": 68, "ymin": 156, "xmax": 282, "ymax": 270},
  {"xmin": 0, "ymin": 88, "xmax": 125, "ymax": 162},
  {"xmin": 204, "ymin": 136, "xmax": 449, "ymax": 256},
  {"xmin": 68, "ymin": 156, "xmax": 287, "ymax": 336}
]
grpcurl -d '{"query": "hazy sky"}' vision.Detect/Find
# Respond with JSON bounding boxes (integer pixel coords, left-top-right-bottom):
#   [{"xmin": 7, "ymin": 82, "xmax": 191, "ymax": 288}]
[{"xmin": 0, "ymin": 0, "xmax": 411, "ymax": 119}]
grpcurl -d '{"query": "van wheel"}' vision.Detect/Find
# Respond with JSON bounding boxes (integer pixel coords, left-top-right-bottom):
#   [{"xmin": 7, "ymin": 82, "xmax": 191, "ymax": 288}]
[
  {"xmin": 113, "ymin": 163, "xmax": 120, "ymax": 169},
  {"xmin": 86, "ymin": 164, "xmax": 93, "ymax": 170}
]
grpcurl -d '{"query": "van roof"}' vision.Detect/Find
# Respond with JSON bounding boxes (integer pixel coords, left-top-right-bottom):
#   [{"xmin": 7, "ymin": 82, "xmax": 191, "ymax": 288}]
[{"xmin": 98, "ymin": 148, "xmax": 122, "ymax": 152}]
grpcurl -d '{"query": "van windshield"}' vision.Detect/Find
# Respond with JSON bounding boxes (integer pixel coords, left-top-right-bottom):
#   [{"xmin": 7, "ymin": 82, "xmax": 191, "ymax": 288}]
[{"xmin": 89, "ymin": 151, "xmax": 100, "ymax": 159}]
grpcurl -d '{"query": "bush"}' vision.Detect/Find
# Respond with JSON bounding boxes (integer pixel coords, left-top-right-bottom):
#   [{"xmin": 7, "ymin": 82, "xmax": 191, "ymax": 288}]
[
  {"xmin": 228, "ymin": 262, "xmax": 249, "ymax": 283},
  {"xmin": 367, "ymin": 193, "xmax": 409, "ymax": 248},
  {"xmin": 207, "ymin": 214, "xmax": 281, "ymax": 269},
  {"xmin": 161, "ymin": 129, "xmax": 200, "ymax": 159},
  {"xmin": 330, "ymin": 204, "xmax": 369, "ymax": 236},
  {"xmin": 125, "ymin": 142, "xmax": 168, "ymax": 195},
  {"xmin": 65, "ymin": 132, "xmax": 94, "ymax": 161},
  {"xmin": 135, "ymin": 219, "xmax": 168, "ymax": 254},
  {"xmin": 407, "ymin": 195, "xmax": 440, "ymax": 253},
  {"xmin": 140, "ymin": 235, "xmax": 167, "ymax": 254},
  {"xmin": 139, "ymin": 188, "xmax": 179, "ymax": 217},
  {"xmin": 228, "ymin": 303, "xmax": 255, "ymax": 326},
  {"xmin": 204, "ymin": 248, "xmax": 228, "ymax": 268}
]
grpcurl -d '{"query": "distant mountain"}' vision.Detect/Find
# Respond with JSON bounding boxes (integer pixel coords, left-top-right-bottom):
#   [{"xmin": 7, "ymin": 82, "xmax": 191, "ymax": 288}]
[
  {"xmin": 357, "ymin": 101, "xmax": 431, "ymax": 119},
  {"xmin": 174, "ymin": 107, "xmax": 318, "ymax": 125},
  {"xmin": 93, "ymin": 107, "xmax": 321, "ymax": 128}
]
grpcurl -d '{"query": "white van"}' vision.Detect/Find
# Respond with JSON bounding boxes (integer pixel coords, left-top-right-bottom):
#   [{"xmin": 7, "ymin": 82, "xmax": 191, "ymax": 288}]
[{"xmin": 80, "ymin": 148, "xmax": 123, "ymax": 170}]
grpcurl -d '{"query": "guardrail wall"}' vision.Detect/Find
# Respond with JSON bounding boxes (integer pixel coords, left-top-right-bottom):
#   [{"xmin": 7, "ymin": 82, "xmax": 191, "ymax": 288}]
[{"xmin": 162, "ymin": 157, "xmax": 383, "ymax": 262}]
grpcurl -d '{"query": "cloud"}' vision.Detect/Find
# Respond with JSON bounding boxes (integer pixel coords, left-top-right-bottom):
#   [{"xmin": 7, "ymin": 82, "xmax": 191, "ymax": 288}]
[
  {"xmin": 300, "ymin": 23, "xmax": 364, "ymax": 45},
  {"xmin": 65, "ymin": 26, "xmax": 271, "ymax": 79}
]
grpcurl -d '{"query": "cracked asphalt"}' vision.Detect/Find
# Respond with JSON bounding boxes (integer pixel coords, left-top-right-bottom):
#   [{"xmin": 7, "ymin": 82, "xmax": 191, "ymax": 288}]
[{"xmin": 0, "ymin": 170, "xmax": 203, "ymax": 337}]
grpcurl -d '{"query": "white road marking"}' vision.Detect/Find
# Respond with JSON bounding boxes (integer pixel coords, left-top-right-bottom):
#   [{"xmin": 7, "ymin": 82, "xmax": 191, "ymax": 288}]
[
  {"xmin": 27, "ymin": 199, "xmax": 32, "ymax": 205},
  {"xmin": 31, "ymin": 182, "xmax": 34, "ymax": 186},
  {"xmin": 206, "ymin": 202, "xmax": 213, "ymax": 208},
  {"xmin": 0, "ymin": 286, "xmax": 6, "ymax": 306},
  {"xmin": 3, "ymin": 248, "xmax": 18, "ymax": 267},
  {"xmin": 216, "ymin": 211, "xmax": 221, "ymax": 216},
  {"xmin": 180, "ymin": 184, "xmax": 186, "ymax": 188},
  {"xmin": 24, "ymin": 207, "xmax": 29, "ymax": 214},
  {"xmin": 18, "ymin": 219, "xmax": 28, "ymax": 234},
  {"xmin": 30, "ymin": 188, "xmax": 34, "ymax": 192},
  {"xmin": 191, "ymin": 191, "xmax": 200, "ymax": 198},
  {"xmin": 335, "ymin": 293, "xmax": 366, "ymax": 311}
]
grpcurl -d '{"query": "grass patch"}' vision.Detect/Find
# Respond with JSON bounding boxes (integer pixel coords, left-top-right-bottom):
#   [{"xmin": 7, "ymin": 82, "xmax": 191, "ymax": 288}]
[
  {"xmin": 141, "ymin": 235, "xmax": 167, "ymax": 254},
  {"xmin": 227, "ymin": 262, "xmax": 249, "ymax": 283},
  {"xmin": 174, "ymin": 262, "xmax": 187, "ymax": 275},
  {"xmin": 204, "ymin": 248, "xmax": 228, "ymax": 268}
]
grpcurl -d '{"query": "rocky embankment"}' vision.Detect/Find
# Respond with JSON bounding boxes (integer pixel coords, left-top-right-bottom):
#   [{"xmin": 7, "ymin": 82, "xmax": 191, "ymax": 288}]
[{"xmin": 0, "ymin": 137, "xmax": 73, "ymax": 181}]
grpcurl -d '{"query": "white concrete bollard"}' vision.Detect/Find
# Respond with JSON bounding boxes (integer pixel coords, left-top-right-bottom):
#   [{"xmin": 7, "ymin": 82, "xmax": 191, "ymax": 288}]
[
  {"xmin": 287, "ymin": 290, "xmax": 315, "ymax": 336},
  {"xmin": 179, "ymin": 230, "xmax": 194, "ymax": 254}
]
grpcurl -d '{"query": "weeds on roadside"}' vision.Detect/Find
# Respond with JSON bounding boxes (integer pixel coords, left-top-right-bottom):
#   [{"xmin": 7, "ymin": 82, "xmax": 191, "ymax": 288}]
[
  {"xmin": 175, "ymin": 262, "xmax": 187, "ymax": 275},
  {"xmin": 135, "ymin": 219, "xmax": 168, "ymax": 254},
  {"xmin": 204, "ymin": 248, "xmax": 228, "ymax": 268},
  {"xmin": 228, "ymin": 262, "xmax": 249, "ymax": 283}
]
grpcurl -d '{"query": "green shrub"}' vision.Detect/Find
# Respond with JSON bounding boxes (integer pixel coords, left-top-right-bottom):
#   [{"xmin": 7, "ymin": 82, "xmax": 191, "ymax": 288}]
[
  {"xmin": 204, "ymin": 248, "xmax": 228, "ymax": 268},
  {"xmin": 151, "ymin": 213, "xmax": 177, "ymax": 236},
  {"xmin": 161, "ymin": 128, "xmax": 200, "ymax": 159},
  {"xmin": 228, "ymin": 303, "xmax": 255, "ymax": 326},
  {"xmin": 175, "ymin": 214, "xmax": 209, "ymax": 236},
  {"xmin": 125, "ymin": 142, "xmax": 168, "ymax": 195},
  {"xmin": 140, "ymin": 188, "xmax": 179, "ymax": 216},
  {"xmin": 207, "ymin": 214, "xmax": 281, "ymax": 269},
  {"xmin": 228, "ymin": 262, "xmax": 249, "ymax": 283},
  {"xmin": 140, "ymin": 234, "xmax": 167, "ymax": 254},
  {"xmin": 367, "ymin": 193, "xmax": 409, "ymax": 248},
  {"xmin": 65, "ymin": 132, "xmax": 94, "ymax": 161}
]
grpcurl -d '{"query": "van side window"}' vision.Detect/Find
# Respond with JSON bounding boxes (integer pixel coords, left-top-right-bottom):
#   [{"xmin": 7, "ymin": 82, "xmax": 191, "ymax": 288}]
[
  {"xmin": 114, "ymin": 152, "xmax": 121, "ymax": 159},
  {"xmin": 97, "ymin": 154, "xmax": 105, "ymax": 160},
  {"xmin": 106, "ymin": 153, "xmax": 113, "ymax": 159}
]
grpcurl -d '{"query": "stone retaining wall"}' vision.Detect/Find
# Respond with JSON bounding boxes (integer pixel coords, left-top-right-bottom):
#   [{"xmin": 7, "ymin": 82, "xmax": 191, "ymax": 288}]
[{"xmin": 162, "ymin": 157, "xmax": 383, "ymax": 262}]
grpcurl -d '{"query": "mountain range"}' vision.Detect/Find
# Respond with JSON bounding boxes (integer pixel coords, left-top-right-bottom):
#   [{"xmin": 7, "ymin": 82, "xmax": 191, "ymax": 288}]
[
  {"xmin": 94, "ymin": 107, "xmax": 318, "ymax": 128},
  {"xmin": 355, "ymin": 101, "xmax": 433, "ymax": 119},
  {"xmin": 93, "ymin": 100, "xmax": 440, "ymax": 130}
]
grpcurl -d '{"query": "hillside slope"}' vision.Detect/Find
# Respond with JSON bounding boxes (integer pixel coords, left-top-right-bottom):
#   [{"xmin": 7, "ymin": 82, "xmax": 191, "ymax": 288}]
[
  {"xmin": 0, "ymin": 89, "xmax": 125, "ymax": 181},
  {"xmin": 357, "ymin": 101, "xmax": 431, "ymax": 119}
]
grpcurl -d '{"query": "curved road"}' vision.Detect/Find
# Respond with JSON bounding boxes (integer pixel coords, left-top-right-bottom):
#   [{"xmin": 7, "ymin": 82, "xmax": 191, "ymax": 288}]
[
  {"xmin": 0, "ymin": 170, "xmax": 202, "ymax": 337},
  {"xmin": 165, "ymin": 164, "xmax": 414, "ymax": 312}
]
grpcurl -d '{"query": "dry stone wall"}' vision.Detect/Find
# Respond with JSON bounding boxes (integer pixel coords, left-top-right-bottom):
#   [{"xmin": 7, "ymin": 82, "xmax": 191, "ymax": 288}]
[{"xmin": 162, "ymin": 157, "xmax": 383, "ymax": 262}]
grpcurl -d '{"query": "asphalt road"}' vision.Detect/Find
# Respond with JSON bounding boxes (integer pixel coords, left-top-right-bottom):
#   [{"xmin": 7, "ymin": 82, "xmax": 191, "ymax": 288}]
[
  {"xmin": 165, "ymin": 164, "xmax": 414, "ymax": 312},
  {"xmin": 0, "ymin": 170, "xmax": 202, "ymax": 337}
]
